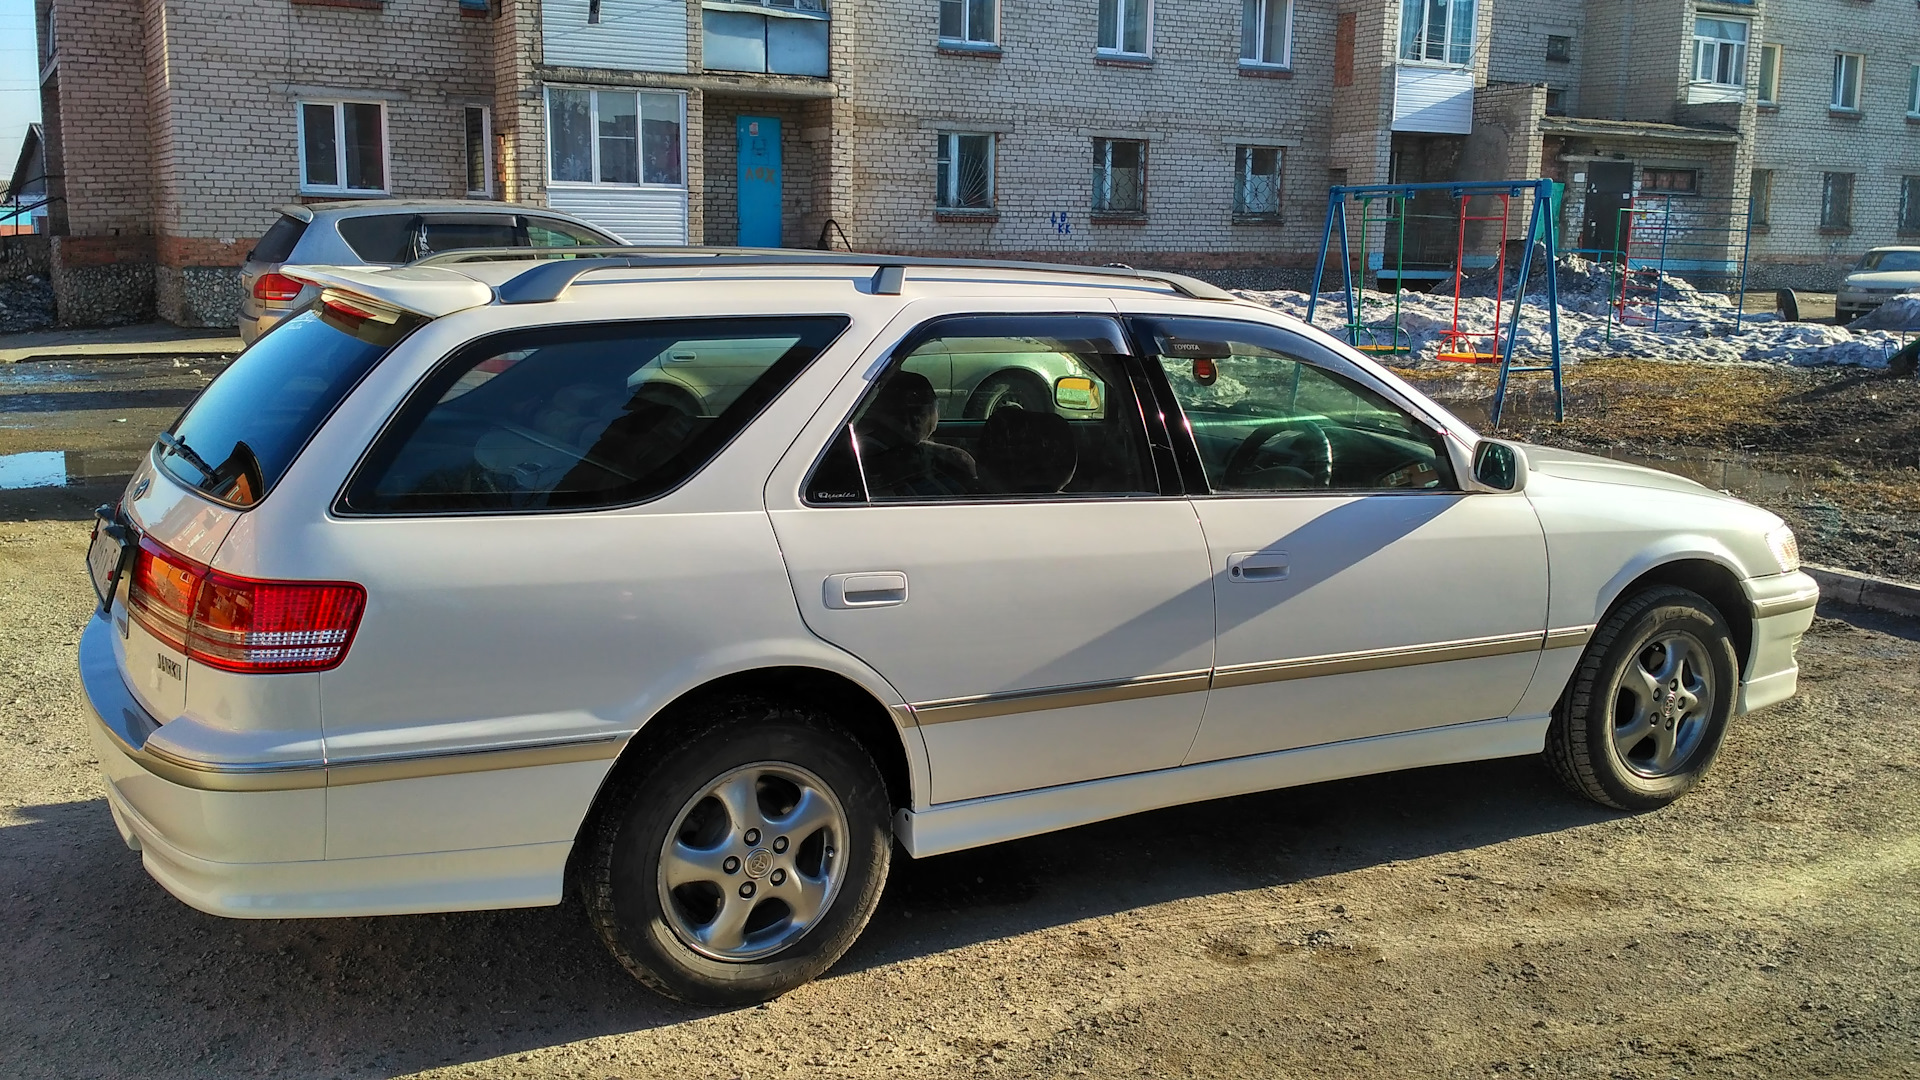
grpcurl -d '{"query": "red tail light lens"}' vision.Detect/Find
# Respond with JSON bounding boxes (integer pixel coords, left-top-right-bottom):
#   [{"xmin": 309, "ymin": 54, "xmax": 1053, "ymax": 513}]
[
  {"xmin": 252, "ymin": 272, "xmax": 304, "ymax": 302},
  {"xmin": 126, "ymin": 537, "xmax": 365, "ymax": 674}
]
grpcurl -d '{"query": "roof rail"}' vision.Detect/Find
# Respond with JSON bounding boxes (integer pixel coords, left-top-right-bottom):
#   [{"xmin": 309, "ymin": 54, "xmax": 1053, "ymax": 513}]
[
  {"xmin": 413, "ymin": 245, "xmax": 768, "ymax": 267},
  {"xmin": 482, "ymin": 250, "xmax": 1241, "ymax": 305}
]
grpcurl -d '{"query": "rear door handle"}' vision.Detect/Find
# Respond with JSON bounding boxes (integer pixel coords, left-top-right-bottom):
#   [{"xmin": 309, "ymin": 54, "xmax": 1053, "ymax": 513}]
[
  {"xmin": 824, "ymin": 571, "xmax": 909, "ymax": 609},
  {"xmin": 1227, "ymin": 551, "xmax": 1290, "ymax": 583}
]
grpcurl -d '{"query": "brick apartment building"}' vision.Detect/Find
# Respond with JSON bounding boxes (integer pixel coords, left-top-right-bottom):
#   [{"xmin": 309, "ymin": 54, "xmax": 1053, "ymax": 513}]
[{"xmin": 30, "ymin": 0, "xmax": 1920, "ymax": 326}]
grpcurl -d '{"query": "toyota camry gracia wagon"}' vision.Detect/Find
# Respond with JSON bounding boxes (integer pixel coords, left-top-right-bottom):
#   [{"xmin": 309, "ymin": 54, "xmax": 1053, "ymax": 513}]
[{"xmin": 80, "ymin": 250, "xmax": 1818, "ymax": 1004}]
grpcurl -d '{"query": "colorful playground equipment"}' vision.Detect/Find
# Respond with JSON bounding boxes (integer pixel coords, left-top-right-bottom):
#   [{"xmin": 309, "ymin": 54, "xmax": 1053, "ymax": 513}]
[
  {"xmin": 1571, "ymin": 192, "xmax": 1756, "ymax": 340},
  {"xmin": 1310, "ymin": 178, "xmax": 1566, "ymax": 424}
]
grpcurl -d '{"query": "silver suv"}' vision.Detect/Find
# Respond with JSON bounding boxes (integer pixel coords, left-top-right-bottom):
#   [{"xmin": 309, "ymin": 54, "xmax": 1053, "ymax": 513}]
[{"xmin": 237, "ymin": 201, "xmax": 620, "ymax": 343}]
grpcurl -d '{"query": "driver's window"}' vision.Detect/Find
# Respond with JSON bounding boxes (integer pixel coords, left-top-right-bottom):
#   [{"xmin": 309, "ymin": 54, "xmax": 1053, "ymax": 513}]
[{"xmin": 1140, "ymin": 318, "xmax": 1453, "ymax": 494}]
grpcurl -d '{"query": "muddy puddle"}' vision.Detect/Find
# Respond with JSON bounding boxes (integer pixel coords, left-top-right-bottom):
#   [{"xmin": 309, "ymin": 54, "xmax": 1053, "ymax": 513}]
[{"xmin": 0, "ymin": 450, "xmax": 146, "ymax": 491}]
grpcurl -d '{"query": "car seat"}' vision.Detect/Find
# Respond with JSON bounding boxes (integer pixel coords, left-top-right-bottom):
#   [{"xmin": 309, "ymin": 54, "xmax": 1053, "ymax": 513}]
[{"xmin": 980, "ymin": 407, "xmax": 1077, "ymax": 494}]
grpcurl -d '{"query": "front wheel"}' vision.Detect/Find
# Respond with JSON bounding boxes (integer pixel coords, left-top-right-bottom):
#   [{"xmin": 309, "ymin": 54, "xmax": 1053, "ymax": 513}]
[
  {"xmin": 582, "ymin": 700, "xmax": 893, "ymax": 1005},
  {"xmin": 1544, "ymin": 586, "xmax": 1739, "ymax": 811}
]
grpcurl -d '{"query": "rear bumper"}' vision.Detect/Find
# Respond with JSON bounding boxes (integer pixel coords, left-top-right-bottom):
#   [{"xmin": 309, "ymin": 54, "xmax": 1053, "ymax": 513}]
[
  {"xmin": 1738, "ymin": 570, "xmax": 1819, "ymax": 714},
  {"xmin": 80, "ymin": 613, "xmax": 574, "ymax": 918}
]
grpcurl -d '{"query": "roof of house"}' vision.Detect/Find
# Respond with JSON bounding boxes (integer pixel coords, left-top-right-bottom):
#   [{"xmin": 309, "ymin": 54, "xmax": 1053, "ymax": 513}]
[{"xmin": 7, "ymin": 124, "xmax": 46, "ymax": 202}]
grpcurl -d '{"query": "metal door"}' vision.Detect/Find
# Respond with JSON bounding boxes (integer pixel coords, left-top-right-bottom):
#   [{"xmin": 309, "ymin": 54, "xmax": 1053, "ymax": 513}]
[
  {"xmin": 1582, "ymin": 161, "xmax": 1635, "ymax": 256},
  {"xmin": 737, "ymin": 116, "xmax": 783, "ymax": 247}
]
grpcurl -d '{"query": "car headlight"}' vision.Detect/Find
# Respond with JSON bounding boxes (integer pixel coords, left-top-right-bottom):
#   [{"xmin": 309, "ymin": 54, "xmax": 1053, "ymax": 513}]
[{"xmin": 1765, "ymin": 525, "xmax": 1800, "ymax": 573}]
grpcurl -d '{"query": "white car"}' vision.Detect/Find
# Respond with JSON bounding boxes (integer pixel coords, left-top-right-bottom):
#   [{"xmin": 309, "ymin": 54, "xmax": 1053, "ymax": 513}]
[
  {"xmin": 79, "ymin": 252, "xmax": 1818, "ymax": 1005},
  {"xmin": 1835, "ymin": 246, "xmax": 1920, "ymax": 323}
]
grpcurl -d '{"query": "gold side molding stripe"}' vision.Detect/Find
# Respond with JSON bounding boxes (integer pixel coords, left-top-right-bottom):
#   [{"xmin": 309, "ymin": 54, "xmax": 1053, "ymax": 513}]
[
  {"xmin": 912, "ymin": 670, "xmax": 1212, "ymax": 726},
  {"xmin": 1545, "ymin": 625, "xmax": 1596, "ymax": 649},
  {"xmin": 115, "ymin": 728, "xmax": 626, "ymax": 793},
  {"xmin": 1211, "ymin": 631, "xmax": 1546, "ymax": 690},
  {"xmin": 1751, "ymin": 587, "xmax": 1819, "ymax": 618}
]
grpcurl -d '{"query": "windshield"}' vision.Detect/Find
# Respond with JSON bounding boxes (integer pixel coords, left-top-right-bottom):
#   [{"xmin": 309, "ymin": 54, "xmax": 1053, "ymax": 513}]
[
  {"xmin": 155, "ymin": 304, "xmax": 418, "ymax": 506},
  {"xmin": 1858, "ymin": 250, "xmax": 1920, "ymax": 273}
]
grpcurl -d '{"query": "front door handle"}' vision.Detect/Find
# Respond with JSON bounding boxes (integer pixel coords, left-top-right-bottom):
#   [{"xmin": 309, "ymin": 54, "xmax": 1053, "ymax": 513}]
[
  {"xmin": 824, "ymin": 571, "xmax": 909, "ymax": 609},
  {"xmin": 1227, "ymin": 551, "xmax": 1290, "ymax": 583}
]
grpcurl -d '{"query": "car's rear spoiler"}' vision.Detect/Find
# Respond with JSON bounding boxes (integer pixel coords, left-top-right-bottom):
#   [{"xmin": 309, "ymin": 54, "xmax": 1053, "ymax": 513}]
[{"xmin": 277, "ymin": 265, "xmax": 495, "ymax": 319}]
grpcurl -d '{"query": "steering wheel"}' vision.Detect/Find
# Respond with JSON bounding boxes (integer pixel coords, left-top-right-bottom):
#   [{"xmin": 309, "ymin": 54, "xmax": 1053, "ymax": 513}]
[{"xmin": 1222, "ymin": 419, "xmax": 1334, "ymax": 489}]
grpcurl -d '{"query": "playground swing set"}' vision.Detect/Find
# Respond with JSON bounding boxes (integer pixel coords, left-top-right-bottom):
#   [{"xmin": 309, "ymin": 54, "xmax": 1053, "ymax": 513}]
[{"xmin": 1309, "ymin": 178, "xmax": 1566, "ymax": 424}]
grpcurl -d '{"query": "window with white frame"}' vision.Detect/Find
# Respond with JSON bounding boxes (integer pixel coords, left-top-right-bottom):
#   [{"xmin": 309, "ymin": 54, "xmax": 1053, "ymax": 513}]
[
  {"xmin": 936, "ymin": 133, "xmax": 994, "ymax": 210},
  {"xmin": 1399, "ymin": 0, "xmax": 1475, "ymax": 66},
  {"xmin": 1097, "ymin": 0, "xmax": 1150, "ymax": 56},
  {"xmin": 1758, "ymin": 43, "xmax": 1781, "ymax": 105},
  {"xmin": 1241, "ymin": 0, "xmax": 1293, "ymax": 67},
  {"xmin": 546, "ymin": 87, "xmax": 684, "ymax": 186},
  {"xmin": 1832, "ymin": 53, "xmax": 1863, "ymax": 111},
  {"xmin": 1234, "ymin": 146, "xmax": 1284, "ymax": 218},
  {"xmin": 1908, "ymin": 64, "xmax": 1920, "ymax": 116},
  {"xmin": 939, "ymin": 0, "xmax": 994, "ymax": 45},
  {"xmin": 1092, "ymin": 138, "xmax": 1146, "ymax": 214},
  {"xmin": 464, "ymin": 106, "xmax": 491, "ymax": 197},
  {"xmin": 1691, "ymin": 18, "xmax": 1747, "ymax": 87},
  {"xmin": 299, "ymin": 100, "xmax": 386, "ymax": 194}
]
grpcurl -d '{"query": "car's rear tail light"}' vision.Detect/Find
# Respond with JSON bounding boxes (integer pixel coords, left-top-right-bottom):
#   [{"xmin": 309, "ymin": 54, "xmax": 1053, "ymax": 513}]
[
  {"xmin": 127, "ymin": 536, "xmax": 365, "ymax": 674},
  {"xmin": 252, "ymin": 272, "xmax": 304, "ymax": 302}
]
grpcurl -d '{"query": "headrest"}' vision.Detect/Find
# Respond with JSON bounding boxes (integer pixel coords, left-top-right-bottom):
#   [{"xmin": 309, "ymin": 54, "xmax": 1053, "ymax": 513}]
[{"xmin": 981, "ymin": 408, "xmax": 1077, "ymax": 494}]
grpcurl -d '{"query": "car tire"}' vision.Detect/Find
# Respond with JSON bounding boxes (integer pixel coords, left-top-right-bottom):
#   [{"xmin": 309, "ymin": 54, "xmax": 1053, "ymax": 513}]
[
  {"xmin": 581, "ymin": 698, "xmax": 894, "ymax": 1006},
  {"xmin": 964, "ymin": 370, "xmax": 1052, "ymax": 419},
  {"xmin": 1543, "ymin": 586, "xmax": 1740, "ymax": 812}
]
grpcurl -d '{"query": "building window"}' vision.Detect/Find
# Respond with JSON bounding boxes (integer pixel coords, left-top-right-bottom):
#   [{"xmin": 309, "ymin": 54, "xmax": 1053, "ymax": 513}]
[
  {"xmin": 1832, "ymin": 53, "xmax": 1863, "ymax": 111},
  {"xmin": 704, "ymin": 1, "xmax": 830, "ymax": 77},
  {"xmin": 1240, "ymin": 0, "xmax": 1293, "ymax": 67},
  {"xmin": 1749, "ymin": 169, "xmax": 1772, "ymax": 227},
  {"xmin": 1691, "ymin": 18, "xmax": 1747, "ymax": 87},
  {"xmin": 1234, "ymin": 146, "xmax": 1284, "ymax": 219},
  {"xmin": 464, "ymin": 106, "xmax": 491, "ymax": 197},
  {"xmin": 299, "ymin": 100, "xmax": 386, "ymax": 194},
  {"xmin": 1545, "ymin": 34, "xmax": 1570, "ymax": 63},
  {"xmin": 1643, "ymin": 168, "xmax": 1698, "ymax": 196},
  {"xmin": 547, "ymin": 87, "xmax": 683, "ymax": 187},
  {"xmin": 939, "ymin": 0, "xmax": 994, "ymax": 44},
  {"xmin": 1092, "ymin": 138, "xmax": 1146, "ymax": 214},
  {"xmin": 1399, "ymin": 0, "xmax": 1475, "ymax": 67},
  {"xmin": 1097, "ymin": 0, "xmax": 1150, "ymax": 56},
  {"xmin": 936, "ymin": 133, "xmax": 994, "ymax": 210},
  {"xmin": 1900, "ymin": 177, "xmax": 1920, "ymax": 234},
  {"xmin": 1758, "ymin": 43, "xmax": 1781, "ymax": 105},
  {"xmin": 1822, "ymin": 172, "xmax": 1854, "ymax": 231},
  {"xmin": 1909, "ymin": 64, "xmax": 1920, "ymax": 116},
  {"xmin": 1545, "ymin": 88, "xmax": 1566, "ymax": 115}
]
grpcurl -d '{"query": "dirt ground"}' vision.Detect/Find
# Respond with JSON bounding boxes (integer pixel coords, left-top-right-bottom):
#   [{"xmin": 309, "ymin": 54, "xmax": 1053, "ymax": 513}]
[
  {"xmin": 3, "ymin": 354, "xmax": 1920, "ymax": 1077},
  {"xmin": 1410, "ymin": 358, "xmax": 1920, "ymax": 581},
  {"xmin": 3, "ymin": 514, "xmax": 1918, "ymax": 1079}
]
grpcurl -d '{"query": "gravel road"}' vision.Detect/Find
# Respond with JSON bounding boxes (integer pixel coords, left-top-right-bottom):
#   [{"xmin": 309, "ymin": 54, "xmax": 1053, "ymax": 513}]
[{"xmin": 3, "ymin": 510, "xmax": 1918, "ymax": 1078}]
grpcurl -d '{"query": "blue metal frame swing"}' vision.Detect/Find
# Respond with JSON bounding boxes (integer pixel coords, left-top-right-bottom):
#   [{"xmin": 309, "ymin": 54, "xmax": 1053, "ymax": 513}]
[{"xmin": 1308, "ymin": 178, "xmax": 1566, "ymax": 425}]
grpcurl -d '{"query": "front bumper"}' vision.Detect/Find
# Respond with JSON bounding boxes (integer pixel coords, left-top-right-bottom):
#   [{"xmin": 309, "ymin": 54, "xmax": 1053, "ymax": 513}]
[{"xmin": 1738, "ymin": 570, "xmax": 1819, "ymax": 714}]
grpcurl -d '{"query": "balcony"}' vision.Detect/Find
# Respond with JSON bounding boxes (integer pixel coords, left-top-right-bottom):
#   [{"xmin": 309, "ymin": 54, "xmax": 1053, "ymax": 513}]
[{"xmin": 703, "ymin": 0, "xmax": 829, "ymax": 78}]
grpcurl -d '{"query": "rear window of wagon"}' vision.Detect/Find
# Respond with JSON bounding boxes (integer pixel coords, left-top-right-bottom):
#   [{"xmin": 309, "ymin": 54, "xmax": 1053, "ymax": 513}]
[{"xmin": 155, "ymin": 304, "xmax": 419, "ymax": 507}]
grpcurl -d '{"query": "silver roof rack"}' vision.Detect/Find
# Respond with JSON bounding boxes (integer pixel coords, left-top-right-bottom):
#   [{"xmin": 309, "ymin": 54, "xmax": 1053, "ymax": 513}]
[{"xmin": 457, "ymin": 248, "xmax": 1240, "ymax": 305}]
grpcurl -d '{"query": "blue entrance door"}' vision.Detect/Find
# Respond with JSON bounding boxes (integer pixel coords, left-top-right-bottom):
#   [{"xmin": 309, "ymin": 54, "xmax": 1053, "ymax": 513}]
[{"xmin": 737, "ymin": 116, "xmax": 783, "ymax": 247}]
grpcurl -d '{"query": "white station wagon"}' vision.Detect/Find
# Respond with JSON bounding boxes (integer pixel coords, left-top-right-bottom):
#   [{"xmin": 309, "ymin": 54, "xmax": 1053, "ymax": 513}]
[{"xmin": 80, "ymin": 252, "xmax": 1819, "ymax": 1004}]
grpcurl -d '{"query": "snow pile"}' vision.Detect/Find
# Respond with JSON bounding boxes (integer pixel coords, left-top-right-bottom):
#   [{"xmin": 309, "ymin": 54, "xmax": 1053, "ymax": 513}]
[
  {"xmin": 1847, "ymin": 294, "xmax": 1920, "ymax": 332},
  {"xmin": 1236, "ymin": 256, "xmax": 1915, "ymax": 369}
]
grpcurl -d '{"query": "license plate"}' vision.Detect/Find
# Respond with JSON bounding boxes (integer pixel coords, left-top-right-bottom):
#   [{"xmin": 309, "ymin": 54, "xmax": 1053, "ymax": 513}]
[{"xmin": 86, "ymin": 508, "xmax": 133, "ymax": 613}]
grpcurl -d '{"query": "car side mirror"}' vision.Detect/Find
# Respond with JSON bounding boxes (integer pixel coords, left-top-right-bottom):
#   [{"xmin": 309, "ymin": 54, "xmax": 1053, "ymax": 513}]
[
  {"xmin": 1053, "ymin": 375, "xmax": 1102, "ymax": 412},
  {"xmin": 1470, "ymin": 439, "xmax": 1526, "ymax": 492}
]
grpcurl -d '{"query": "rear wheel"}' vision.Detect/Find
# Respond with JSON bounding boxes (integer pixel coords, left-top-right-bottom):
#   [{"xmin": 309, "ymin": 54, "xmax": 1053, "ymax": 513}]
[
  {"xmin": 582, "ymin": 699, "xmax": 893, "ymax": 1005},
  {"xmin": 964, "ymin": 370, "xmax": 1051, "ymax": 419},
  {"xmin": 1544, "ymin": 586, "xmax": 1739, "ymax": 811}
]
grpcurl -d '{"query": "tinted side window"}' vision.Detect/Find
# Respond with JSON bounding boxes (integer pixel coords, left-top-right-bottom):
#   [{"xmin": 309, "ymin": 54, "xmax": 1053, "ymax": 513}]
[
  {"xmin": 526, "ymin": 217, "xmax": 615, "ymax": 247},
  {"xmin": 1138, "ymin": 317, "xmax": 1454, "ymax": 493},
  {"xmin": 416, "ymin": 217, "xmax": 521, "ymax": 256},
  {"xmin": 251, "ymin": 216, "xmax": 308, "ymax": 263},
  {"xmin": 805, "ymin": 315, "xmax": 1158, "ymax": 504},
  {"xmin": 344, "ymin": 317, "xmax": 849, "ymax": 514},
  {"xmin": 336, "ymin": 215, "xmax": 417, "ymax": 263}
]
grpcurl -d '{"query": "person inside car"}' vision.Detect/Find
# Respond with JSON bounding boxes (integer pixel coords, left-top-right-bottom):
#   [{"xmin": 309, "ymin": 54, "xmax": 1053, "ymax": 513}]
[{"xmin": 854, "ymin": 371, "xmax": 977, "ymax": 498}]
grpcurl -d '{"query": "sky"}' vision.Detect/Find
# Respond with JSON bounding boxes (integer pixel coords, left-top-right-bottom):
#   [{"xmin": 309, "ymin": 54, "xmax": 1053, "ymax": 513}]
[{"xmin": 0, "ymin": 0, "xmax": 40, "ymax": 185}]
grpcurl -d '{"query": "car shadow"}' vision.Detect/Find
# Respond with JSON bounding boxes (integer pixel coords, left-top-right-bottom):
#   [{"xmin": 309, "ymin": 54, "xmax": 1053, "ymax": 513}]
[{"xmin": 0, "ymin": 754, "xmax": 1612, "ymax": 1078}]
